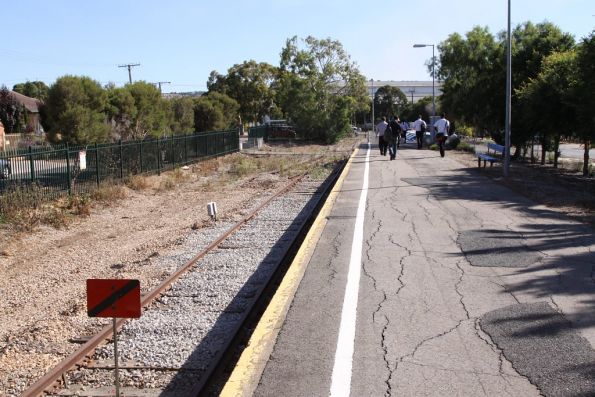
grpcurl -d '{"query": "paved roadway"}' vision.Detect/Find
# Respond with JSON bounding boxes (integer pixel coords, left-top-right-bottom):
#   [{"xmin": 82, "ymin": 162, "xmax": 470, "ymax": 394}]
[{"xmin": 227, "ymin": 138, "xmax": 595, "ymax": 396}]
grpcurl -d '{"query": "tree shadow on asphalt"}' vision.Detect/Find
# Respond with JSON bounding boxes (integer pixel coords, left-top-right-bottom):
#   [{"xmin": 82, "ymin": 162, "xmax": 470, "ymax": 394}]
[{"xmin": 402, "ymin": 171, "xmax": 595, "ymax": 334}]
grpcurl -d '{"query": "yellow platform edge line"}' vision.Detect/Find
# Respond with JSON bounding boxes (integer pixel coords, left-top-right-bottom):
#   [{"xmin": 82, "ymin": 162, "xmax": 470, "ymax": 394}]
[{"xmin": 219, "ymin": 146, "xmax": 360, "ymax": 397}]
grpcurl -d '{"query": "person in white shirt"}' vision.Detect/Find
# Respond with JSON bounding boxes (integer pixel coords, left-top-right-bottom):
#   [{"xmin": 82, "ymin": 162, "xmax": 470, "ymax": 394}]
[
  {"xmin": 375, "ymin": 117, "xmax": 388, "ymax": 156},
  {"xmin": 433, "ymin": 113, "xmax": 450, "ymax": 157},
  {"xmin": 413, "ymin": 115, "xmax": 427, "ymax": 149}
]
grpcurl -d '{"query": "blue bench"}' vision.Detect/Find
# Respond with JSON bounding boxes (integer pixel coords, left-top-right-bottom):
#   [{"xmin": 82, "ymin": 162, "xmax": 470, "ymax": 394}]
[{"xmin": 477, "ymin": 143, "xmax": 505, "ymax": 167}]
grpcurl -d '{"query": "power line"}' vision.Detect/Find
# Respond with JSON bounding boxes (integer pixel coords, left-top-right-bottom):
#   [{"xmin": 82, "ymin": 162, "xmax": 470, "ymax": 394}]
[{"xmin": 118, "ymin": 63, "xmax": 140, "ymax": 84}]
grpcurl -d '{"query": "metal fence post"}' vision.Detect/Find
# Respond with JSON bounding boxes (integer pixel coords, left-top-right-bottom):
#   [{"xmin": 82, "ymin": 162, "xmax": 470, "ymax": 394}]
[
  {"xmin": 205, "ymin": 133, "xmax": 209, "ymax": 158},
  {"xmin": 65, "ymin": 143, "xmax": 72, "ymax": 195},
  {"xmin": 28, "ymin": 146, "xmax": 36, "ymax": 182},
  {"xmin": 157, "ymin": 138, "xmax": 161, "ymax": 176},
  {"xmin": 119, "ymin": 140, "xmax": 124, "ymax": 179},
  {"xmin": 139, "ymin": 139, "xmax": 143, "ymax": 173},
  {"xmin": 184, "ymin": 133, "xmax": 188, "ymax": 164},
  {"xmin": 171, "ymin": 134, "xmax": 175, "ymax": 168},
  {"xmin": 95, "ymin": 142, "xmax": 100, "ymax": 186}
]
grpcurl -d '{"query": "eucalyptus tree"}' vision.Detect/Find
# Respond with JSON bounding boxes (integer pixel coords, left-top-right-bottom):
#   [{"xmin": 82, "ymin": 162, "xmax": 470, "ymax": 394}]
[
  {"xmin": 207, "ymin": 60, "xmax": 278, "ymax": 123},
  {"xmin": 517, "ymin": 50, "xmax": 578, "ymax": 166},
  {"xmin": 193, "ymin": 92, "xmax": 239, "ymax": 132},
  {"xmin": 437, "ymin": 22, "xmax": 575, "ymax": 150},
  {"xmin": 574, "ymin": 30, "xmax": 595, "ymax": 176},
  {"xmin": 276, "ymin": 36, "xmax": 368, "ymax": 142},
  {"xmin": 44, "ymin": 76, "xmax": 110, "ymax": 144},
  {"xmin": 374, "ymin": 85, "xmax": 408, "ymax": 119}
]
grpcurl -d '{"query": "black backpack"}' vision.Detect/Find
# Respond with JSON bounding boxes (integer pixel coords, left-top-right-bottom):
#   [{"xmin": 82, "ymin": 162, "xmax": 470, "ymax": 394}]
[{"xmin": 420, "ymin": 121, "xmax": 427, "ymax": 133}]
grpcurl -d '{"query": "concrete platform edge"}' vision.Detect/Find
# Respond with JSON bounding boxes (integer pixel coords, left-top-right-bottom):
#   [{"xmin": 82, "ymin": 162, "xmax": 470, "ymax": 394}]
[{"xmin": 219, "ymin": 146, "xmax": 359, "ymax": 397}]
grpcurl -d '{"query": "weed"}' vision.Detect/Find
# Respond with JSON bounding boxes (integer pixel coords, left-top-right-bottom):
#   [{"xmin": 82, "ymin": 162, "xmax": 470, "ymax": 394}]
[
  {"xmin": 91, "ymin": 184, "xmax": 128, "ymax": 202},
  {"xmin": 309, "ymin": 165, "xmax": 329, "ymax": 180},
  {"xmin": 429, "ymin": 143, "xmax": 438, "ymax": 151},
  {"xmin": 456, "ymin": 141, "xmax": 476, "ymax": 154},
  {"xmin": 126, "ymin": 175, "xmax": 150, "ymax": 191},
  {"xmin": 172, "ymin": 167, "xmax": 188, "ymax": 181},
  {"xmin": 39, "ymin": 207, "xmax": 68, "ymax": 228},
  {"xmin": 230, "ymin": 157, "xmax": 257, "ymax": 177},
  {"xmin": 158, "ymin": 178, "xmax": 176, "ymax": 191},
  {"xmin": 66, "ymin": 195, "xmax": 92, "ymax": 216}
]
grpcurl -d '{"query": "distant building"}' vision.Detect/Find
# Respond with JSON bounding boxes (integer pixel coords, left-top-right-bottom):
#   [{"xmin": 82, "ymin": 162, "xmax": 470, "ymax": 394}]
[
  {"xmin": 9, "ymin": 90, "xmax": 44, "ymax": 134},
  {"xmin": 0, "ymin": 120, "xmax": 4, "ymax": 150},
  {"xmin": 367, "ymin": 80, "xmax": 443, "ymax": 103},
  {"xmin": 162, "ymin": 91, "xmax": 205, "ymax": 99}
]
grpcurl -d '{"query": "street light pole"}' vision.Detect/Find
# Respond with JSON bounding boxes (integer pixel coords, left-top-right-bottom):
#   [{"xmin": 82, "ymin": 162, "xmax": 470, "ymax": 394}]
[
  {"xmin": 413, "ymin": 44, "xmax": 436, "ymax": 132},
  {"xmin": 504, "ymin": 0, "xmax": 512, "ymax": 177},
  {"xmin": 370, "ymin": 79, "xmax": 374, "ymax": 143}
]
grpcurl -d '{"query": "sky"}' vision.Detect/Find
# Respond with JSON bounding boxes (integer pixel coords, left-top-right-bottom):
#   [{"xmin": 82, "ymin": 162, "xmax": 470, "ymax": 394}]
[{"xmin": 1, "ymin": 0, "xmax": 594, "ymax": 94}]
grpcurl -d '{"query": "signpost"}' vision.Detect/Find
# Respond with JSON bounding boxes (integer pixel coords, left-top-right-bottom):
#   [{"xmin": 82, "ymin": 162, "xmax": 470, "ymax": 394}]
[{"xmin": 87, "ymin": 279, "xmax": 141, "ymax": 397}]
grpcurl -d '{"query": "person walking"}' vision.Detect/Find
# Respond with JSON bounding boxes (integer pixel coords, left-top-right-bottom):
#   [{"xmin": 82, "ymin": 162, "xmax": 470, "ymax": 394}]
[
  {"xmin": 386, "ymin": 116, "xmax": 400, "ymax": 160},
  {"xmin": 433, "ymin": 113, "xmax": 450, "ymax": 157},
  {"xmin": 375, "ymin": 117, "xmax": 388, "ymax": 156},
  {"xmin": 413, "ymin": 115, "xmax": 427, "ymax": 149}
]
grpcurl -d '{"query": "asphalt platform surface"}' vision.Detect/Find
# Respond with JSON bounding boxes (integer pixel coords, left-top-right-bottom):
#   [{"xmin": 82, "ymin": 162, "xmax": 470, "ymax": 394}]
[{"xmin": 252, "ymin": 138, "xmax": 595, "ymax": 396}]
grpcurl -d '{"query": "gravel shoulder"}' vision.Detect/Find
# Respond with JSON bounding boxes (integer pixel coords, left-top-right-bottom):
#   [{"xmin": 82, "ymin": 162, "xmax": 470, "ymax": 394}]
[{"xmin": 0, "ymin": 140, "xmax": 356, "ymax": 395}]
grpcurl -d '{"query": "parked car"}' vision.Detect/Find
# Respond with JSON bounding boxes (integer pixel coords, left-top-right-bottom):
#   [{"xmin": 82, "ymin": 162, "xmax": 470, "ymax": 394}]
[
  {"xmin": 266, "ymin": 120, "xmax": 296, "ymax": 139},
  {"xmin": 0, "ymin": 158, "xmax": 11, "ymax": 178}
]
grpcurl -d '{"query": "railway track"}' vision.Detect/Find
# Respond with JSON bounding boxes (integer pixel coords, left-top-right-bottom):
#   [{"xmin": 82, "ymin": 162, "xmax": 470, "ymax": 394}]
[{"xmin": 21, "ymin": 158, "xmax": 346, "ymax": 397}]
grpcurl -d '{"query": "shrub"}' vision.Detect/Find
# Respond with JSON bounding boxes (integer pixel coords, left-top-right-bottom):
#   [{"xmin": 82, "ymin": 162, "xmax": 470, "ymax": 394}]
[
  {"xmin": 91, "ymin": 184, "xmax": 128, "ymax": 202},
  {"xmin": 126, "ymin": 175, "xmax": 150, "ymax": 191},
  {"xmin": 456, "ymin": 141, "xmax": 476, "ymax": 153}
]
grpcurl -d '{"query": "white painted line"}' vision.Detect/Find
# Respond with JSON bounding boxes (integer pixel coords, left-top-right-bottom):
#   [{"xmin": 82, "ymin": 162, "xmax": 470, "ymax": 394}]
[{"xmin": 329, "ymin": 143, "xmax": 370, "ymax": 397}]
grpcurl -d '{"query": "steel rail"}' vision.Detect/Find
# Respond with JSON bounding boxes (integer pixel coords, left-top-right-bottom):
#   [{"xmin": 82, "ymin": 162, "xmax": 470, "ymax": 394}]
[
  {"xmin": 189, "ymin": 160, "xmax": 346, "ymax": 396},
  {"xmin": 22, "ymin": 175, "xmax": 305, "ymax": 397}
]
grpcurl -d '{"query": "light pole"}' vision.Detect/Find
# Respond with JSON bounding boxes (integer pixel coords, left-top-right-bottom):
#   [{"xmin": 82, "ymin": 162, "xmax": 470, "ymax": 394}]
[
  {"xmin": 504, "ymin": 0, "xmax": 512, "ymax": 177},
  {"xmin": 370, "ymin": 79, "xmax": 375, "ymax": 143},
  {"xmin": 413, "ymin": 44, "xmax": 436, "ymax": 129}
]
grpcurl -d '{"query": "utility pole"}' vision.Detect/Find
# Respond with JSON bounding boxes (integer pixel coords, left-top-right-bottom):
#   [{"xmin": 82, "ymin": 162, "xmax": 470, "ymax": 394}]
[
  {"xmin": 155, "ymin": 81, "xmax": 171, "ymax": 93},
  {"xmin": 118, "ymin": 63, "xmax": 140, "ymax": 84},
  {"xmin": 408, "ymin": 88, "xmax": 416, "ymax": 104}
]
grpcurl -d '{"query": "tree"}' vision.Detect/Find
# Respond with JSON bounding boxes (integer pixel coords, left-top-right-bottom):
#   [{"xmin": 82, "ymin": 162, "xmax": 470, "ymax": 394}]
[
  {"xmin": 193, "ymin": 92, "xmax": 239, "ymax": 132},
  {"xmin": 125, "ymin": 82, "xmax": 169, "ymax": 139},
  {"xmin": 106, "ymin": 86, "xmax": 137, "ymax": 140},
  {"xmin": 167, "ymin": 96, "xmax": 195, "ymax": 134},
  {"xmin": 207, "ymin": 61, "xmax": 278, "ymax": 123},
  {"xmin": 0, "ymin": 86, "xmax": 26, "ymax": 134},
  {"xmin": 44, "ymin": 76, "xmax": 109, "ymax": 144},
  {"xmin": 403, "ymin": 96, "xmax": 433, "ymax": 123},
  {"xmin": 574, "ymin": 30, "xmax": 595, "ymax": 176},
  {"xmin": 510, "ymin": 22, "xmax": 575, "ymax": 149},
  {"xmin": 276, "ymin": 36, "xmax": 367, "ymax": 142},
  {"xmin": 374, "ymin": 85, "xmax": 408, "ymax": 119},
  {"xmin": 517, "ymin": 50, "xmax": 578, "ymax": 166},
  {"xmin": 437, "ymin": 27, "xmax": 504, "ymax": 135},
  {"xmin": 12, "ymin": 81, "xmax": 49, "ymax": 102}
]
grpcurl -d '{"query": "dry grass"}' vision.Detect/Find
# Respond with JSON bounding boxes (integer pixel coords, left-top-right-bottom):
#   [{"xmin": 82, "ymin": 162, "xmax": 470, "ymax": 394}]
[
  {"xmin": 0, "ymin": 138, "xmax": 357, "ymax": 233},
  {"xmin": 126, "ymin": 175, "xmax": 151, "ymax": 191},
  {"xmin": 91, "ymin": 184, "xmax": 129, "ymax": 203}
]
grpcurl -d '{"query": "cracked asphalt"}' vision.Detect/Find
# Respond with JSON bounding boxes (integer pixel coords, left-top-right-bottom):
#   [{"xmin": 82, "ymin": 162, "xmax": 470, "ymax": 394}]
[{"xmin": 254, "ymin": 140, "xmax": 595, "ymax": 397}]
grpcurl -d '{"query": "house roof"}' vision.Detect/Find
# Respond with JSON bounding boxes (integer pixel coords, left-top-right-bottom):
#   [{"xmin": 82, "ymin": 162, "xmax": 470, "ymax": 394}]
[{"xmin": 9, "ymin": 91, "xmax": 43, "ymax": 113}]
